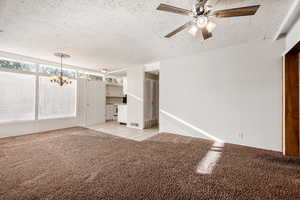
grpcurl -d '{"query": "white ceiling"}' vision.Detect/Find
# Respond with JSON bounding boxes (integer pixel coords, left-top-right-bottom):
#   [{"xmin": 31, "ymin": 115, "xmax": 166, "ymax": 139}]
[{"xmin": 0, "ymin": 0, "xmax": 296, "ymax": 70}]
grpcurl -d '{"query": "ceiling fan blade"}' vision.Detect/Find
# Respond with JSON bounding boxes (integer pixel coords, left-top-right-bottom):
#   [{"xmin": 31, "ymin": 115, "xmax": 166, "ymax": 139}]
[
  {"xmin": 201, "ymin": 28, "xmax": 212, "ymax": 40},
  {"xmin": 211, "ymin": 5, "xmax": 260, "ymax": 18},
  {"xmin": 165, "ymin": 21, "xmax": 192, "ymax": 38},
  {"xmin": 157, "ymin": 3, "xmax": 193, "ymax": 16}
]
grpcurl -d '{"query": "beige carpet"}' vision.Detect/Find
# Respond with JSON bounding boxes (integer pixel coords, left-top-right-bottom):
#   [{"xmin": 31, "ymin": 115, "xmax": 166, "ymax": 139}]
[{"xmin": 0, "ymin": 127, "xmax": 300, "ymax": 200}]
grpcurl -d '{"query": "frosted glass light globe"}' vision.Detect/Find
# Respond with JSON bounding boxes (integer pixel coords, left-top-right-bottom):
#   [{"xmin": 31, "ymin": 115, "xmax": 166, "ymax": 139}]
[{"xmin": 197, "ymin": 16, "xmax": 208, "ymax": 28}]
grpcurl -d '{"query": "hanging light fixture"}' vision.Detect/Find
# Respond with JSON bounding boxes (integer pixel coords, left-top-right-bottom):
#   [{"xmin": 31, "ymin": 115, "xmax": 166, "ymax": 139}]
[
  {"xmin": 50, "ymin": 53, "xmax": 72, "ymax": 86},
  {"xmin": 101, "ymin": 68, "xmax": 109, "ymax": 74}
]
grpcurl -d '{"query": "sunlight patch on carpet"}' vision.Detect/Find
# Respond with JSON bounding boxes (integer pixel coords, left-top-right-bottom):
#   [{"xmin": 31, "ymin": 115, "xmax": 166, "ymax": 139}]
[{"xmin": 196, "ymin": 141, "xmax": 224, "ymax": 174}]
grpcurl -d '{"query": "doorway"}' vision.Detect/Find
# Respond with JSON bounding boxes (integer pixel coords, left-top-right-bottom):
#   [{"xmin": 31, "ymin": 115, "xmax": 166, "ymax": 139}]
[
  {"xmin": 144, "ymin": 71, "xmax": 159, "ymax": 129},
  {"xmin": 284, "ymin": 42, "xmax": 300, "ymax": 156}
]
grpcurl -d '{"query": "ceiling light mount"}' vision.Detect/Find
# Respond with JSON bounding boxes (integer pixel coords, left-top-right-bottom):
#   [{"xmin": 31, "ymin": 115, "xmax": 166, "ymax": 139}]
[{"xmin": 54, "ymin": 52, "xmax": 71, "ymax": 59}]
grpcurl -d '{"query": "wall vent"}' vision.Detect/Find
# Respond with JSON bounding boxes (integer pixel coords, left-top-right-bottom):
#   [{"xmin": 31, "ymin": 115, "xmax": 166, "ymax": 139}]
[{"xmin": 130, "ymin": 123, "xmax": 139, "ymax": 127}]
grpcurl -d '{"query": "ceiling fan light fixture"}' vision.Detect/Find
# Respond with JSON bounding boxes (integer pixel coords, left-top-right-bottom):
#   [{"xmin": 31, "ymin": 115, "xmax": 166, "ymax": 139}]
[
  {"xmin": 188, "ymin": 25, "xmax": 198, "ymax": 37},
  {"xmin": 206, "ymin": 21, "xmax": 216, "ymax": 32},
  {"xmin": 157, "ymin": 2, "xmax": 260, "ymax": 39},
  {"xmin": 197, "ymin": 16, "xmax": 208, "ymax": 28}
]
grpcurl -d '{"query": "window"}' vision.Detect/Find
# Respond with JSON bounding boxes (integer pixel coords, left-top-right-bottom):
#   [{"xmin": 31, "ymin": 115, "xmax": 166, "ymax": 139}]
[
  {"xmin": 87, "ymin": 74, "xmax": 103, "ymax": 81},
  {"xmin": 105, "ymin": 77, "xmax": 120, "ymax": 84},
  {"xmin": 105, "ymin": 77, "xmax": 113, "ymax": 83},
  {"xmin": 0, "ymin": 71, "xmax": 36, "ymax": 123},
  {"xmin": 0, "ymin": 58, "xmax": 36, "ymax": 72},
  {"xmin": 39, "ymin": 65, "xmax": 76, "ymax": 78},
  {"xmin": 77, "ymin": 72, "xmax": 87, "ymax": 79},
  {"xmin": 38, "ymin": 76, "xmax": 77, "ymax": 119},
  {"xmin": 77, "ymin": 72, "xmax": 103, "ymax": 81},
  {"xmin": 0, "ymin": 57, "xmax": 97, "ymax": 122}
]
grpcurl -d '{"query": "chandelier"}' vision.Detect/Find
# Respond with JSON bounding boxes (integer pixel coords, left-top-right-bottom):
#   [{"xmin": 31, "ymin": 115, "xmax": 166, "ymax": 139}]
[{"xmin": 50, "ymin": 52, "xmax": 72, "ymax": 86}]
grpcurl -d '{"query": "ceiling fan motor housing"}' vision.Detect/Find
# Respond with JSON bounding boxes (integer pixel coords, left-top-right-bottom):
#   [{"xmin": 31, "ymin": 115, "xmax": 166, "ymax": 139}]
[{"xmin": 194, "ymin": 0, "xmax": 208, "ymax": 16}]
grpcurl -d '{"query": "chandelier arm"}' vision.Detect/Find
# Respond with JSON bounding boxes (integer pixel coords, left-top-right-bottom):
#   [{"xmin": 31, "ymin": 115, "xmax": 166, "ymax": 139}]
[
  {"xmin": 52, "ymin": 52, "xmax": 71, "ymax": 86},
  {"xmin": 60, "ymin": 55, "xmax": 63, "ymax": 76},
  {"xmin": 60, "ymin": 55, "xmax": 63, "ymax": 85}
]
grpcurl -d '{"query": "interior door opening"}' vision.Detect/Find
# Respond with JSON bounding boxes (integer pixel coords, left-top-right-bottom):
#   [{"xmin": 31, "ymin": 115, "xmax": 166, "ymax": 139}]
[{"xmin": 144, "ymin": 71, "xmax": 159, "ymax": 129}]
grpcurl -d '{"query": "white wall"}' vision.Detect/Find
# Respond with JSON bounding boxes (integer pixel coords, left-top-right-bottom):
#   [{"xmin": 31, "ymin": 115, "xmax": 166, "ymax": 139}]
[
  {"xmin": 286, "ymin": 14, "xmax": 300, "ymax": 52},
  {"xmin": 144, "ymin": 62, "xmax": 160, "ymax": 72},
  {"xmin": 160, "ymin": 40, "xmax": 284, "ymax": 151},
  {"xmin": 0, "ymin": 117, "xmax": 80, "ymax": 138},
  {"xmin": 85, "ymin": 80, "xmax": 106, "ymax": 125},
  {"xmin": 77, "ymin": 79, "xmax": 88, "ymax": 126},
  {"xmin": 127, "ymin": 65, "xmax": 144, "ymax": 129}
]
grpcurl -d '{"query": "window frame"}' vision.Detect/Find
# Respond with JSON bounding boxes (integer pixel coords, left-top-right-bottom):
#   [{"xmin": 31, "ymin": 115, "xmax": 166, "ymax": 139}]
[
  {"xmin": 0, "ymin": 58, "xmax": 79, "ymax": 124},
  {"xmin": 0, "ymin": 56, "xmax": 116, "ymax": 125},
  {"xmin": 37, "ymin": 74, "xmax": 78, "ymax": 120}
]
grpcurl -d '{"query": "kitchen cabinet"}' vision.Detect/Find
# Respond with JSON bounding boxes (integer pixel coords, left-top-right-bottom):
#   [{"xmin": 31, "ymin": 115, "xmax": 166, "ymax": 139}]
[{"xmin": 106, "ymin": 84, "xmax": 123, "ymax": 97}]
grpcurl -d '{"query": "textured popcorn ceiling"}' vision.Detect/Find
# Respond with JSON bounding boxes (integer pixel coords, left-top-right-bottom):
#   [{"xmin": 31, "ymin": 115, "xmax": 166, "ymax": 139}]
[{"xmin": 0, "ymin": 0, "xmax": 295, "ymax": 70}]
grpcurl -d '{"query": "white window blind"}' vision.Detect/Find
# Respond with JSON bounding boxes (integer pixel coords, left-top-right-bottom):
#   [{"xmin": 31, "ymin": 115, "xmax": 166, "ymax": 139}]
[
  {"xmin": 0, "ymin": 71, "xmax": 36, "ymax": 123},
  {"xmin": 38, "ymin": 76, "xmax": 77, "ymax": 119}
]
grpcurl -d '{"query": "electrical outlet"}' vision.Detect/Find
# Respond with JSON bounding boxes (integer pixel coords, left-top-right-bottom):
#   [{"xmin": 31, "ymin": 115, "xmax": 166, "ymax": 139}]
[{"xmin": 238, "ymin": 132, "xmax": 244, "ymax": 140}]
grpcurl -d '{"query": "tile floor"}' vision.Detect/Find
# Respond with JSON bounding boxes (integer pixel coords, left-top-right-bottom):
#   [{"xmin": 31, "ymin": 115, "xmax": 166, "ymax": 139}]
[{"xmin": 86, "ymin": 121, "xmax": 159, "ymax": 141}]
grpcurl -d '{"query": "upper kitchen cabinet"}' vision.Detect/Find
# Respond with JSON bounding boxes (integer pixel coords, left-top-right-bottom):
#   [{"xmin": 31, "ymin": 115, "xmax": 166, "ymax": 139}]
[{"xmin": 106, "ymin": 84, "xmax": 124, "ymax": 97}]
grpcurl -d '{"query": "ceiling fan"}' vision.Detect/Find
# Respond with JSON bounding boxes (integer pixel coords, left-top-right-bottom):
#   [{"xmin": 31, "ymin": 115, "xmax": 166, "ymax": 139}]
[{"xmin": 157, "ymin": 0, "xmax": 260, "ymax": 40}]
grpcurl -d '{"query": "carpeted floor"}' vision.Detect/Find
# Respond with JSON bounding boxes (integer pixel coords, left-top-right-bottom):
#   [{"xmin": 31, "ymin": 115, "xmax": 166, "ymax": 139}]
[{"xmin": 0, "ymin": 127, "xmax": 300, "ymax": 200}]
